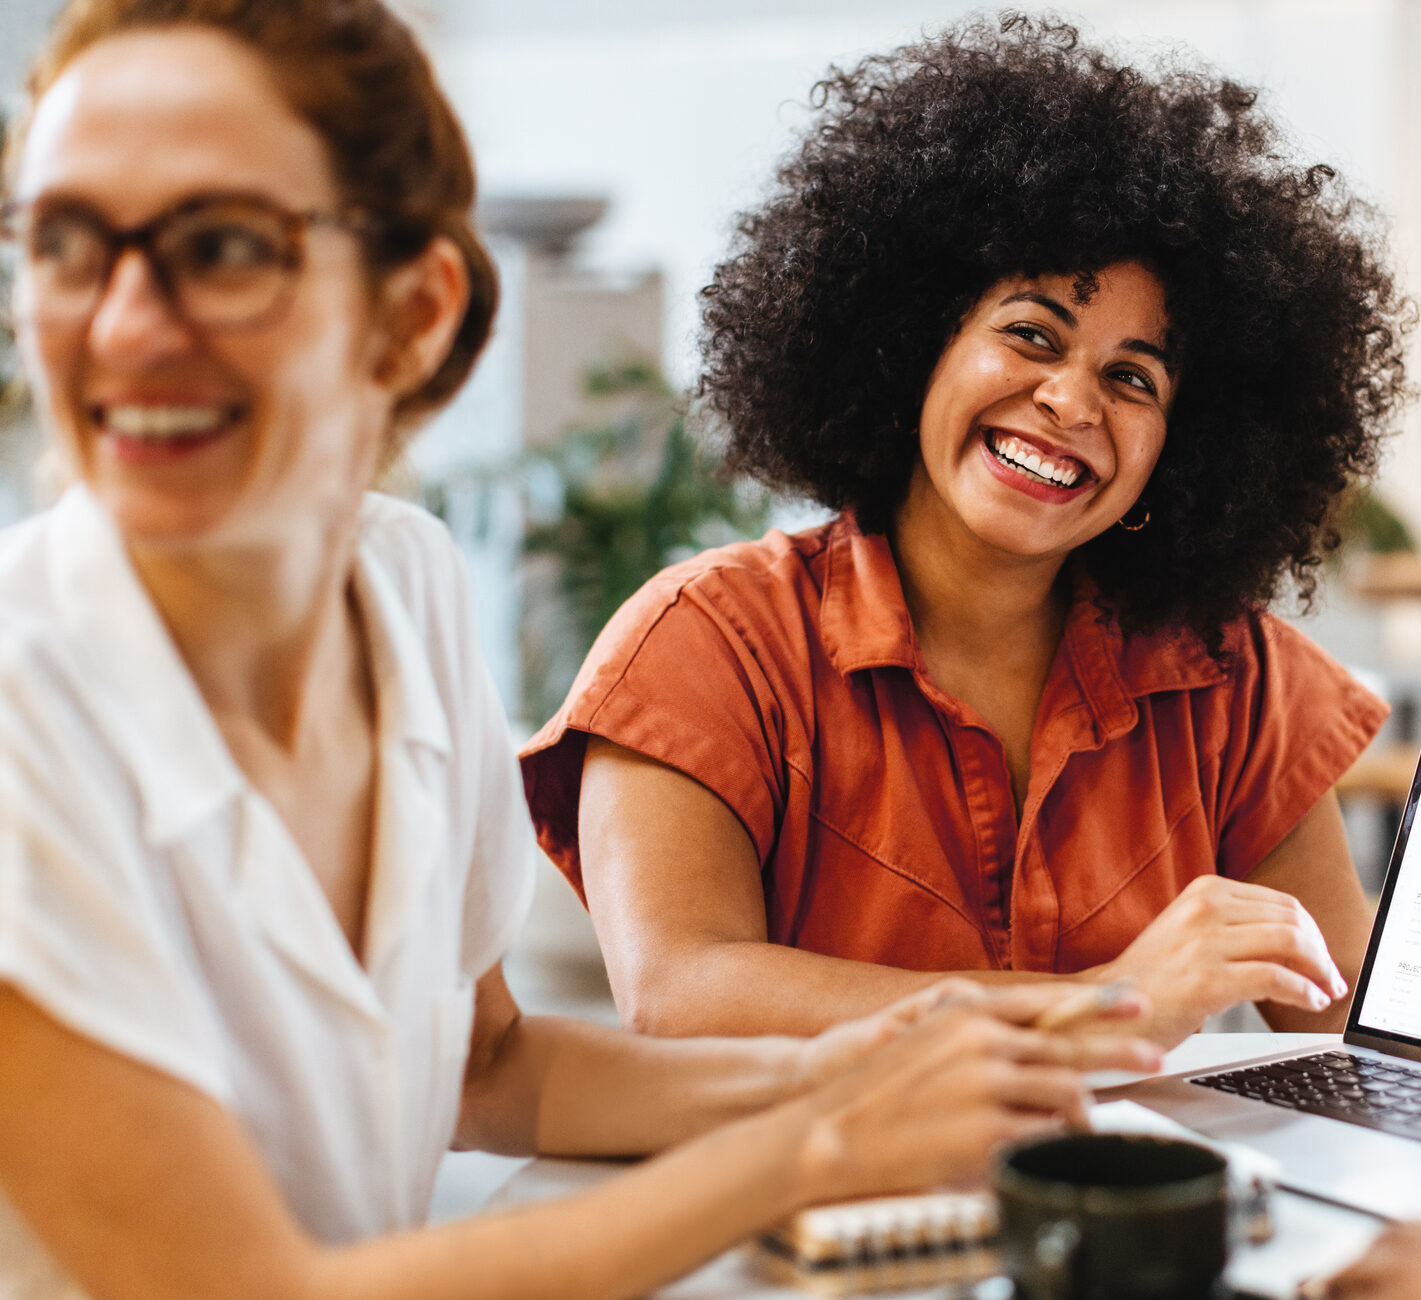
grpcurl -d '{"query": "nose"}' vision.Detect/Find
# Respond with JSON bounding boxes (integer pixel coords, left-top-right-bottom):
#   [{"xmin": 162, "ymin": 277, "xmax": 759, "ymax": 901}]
[
  {"xmin": 1033, "ymin": 362, "xmax": 1104, "ymax": 428},
  {"xmin": 85, "ymin": 248, "xmax": 195, "ymax": 359}
]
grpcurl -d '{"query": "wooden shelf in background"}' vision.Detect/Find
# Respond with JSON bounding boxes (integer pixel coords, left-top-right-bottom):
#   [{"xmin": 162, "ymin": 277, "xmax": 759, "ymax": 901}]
[
  {"xmin": 1348, "ymin": 552, "xmax": 1421, "ymax": 602},
  {"xmin": 1337, "ymin": 744, "xmax": 1419, "ymax": 804}
]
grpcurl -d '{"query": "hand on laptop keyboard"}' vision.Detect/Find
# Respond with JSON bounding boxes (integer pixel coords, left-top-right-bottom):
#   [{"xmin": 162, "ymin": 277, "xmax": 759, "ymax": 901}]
[{"xmin": 1091, "ymin": 877, "xmax": 1348, "ymax": 1048}]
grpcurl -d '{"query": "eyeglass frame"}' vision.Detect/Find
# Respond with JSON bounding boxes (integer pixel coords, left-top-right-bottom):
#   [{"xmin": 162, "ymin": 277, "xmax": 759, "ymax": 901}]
[{"xmin": 0, "ymin": 190, "xmax": 378, "ymax": 332}]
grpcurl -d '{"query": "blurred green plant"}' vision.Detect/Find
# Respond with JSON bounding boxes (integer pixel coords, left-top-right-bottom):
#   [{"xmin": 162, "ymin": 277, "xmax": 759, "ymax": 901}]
[
  {"xmin": 523, "ymin": 362, "xmax": 768, "ymax": 647},
  {"xmin": 426, "ymin": 360, "xmax": 771, "ymax": 725},
  {"xmin": 518, "ymin": 361, "xmax": 770, "ymax": 723},
  {"xmin": 1332, "ymin": 485, "xmax": 1416, "ymax": 556}
]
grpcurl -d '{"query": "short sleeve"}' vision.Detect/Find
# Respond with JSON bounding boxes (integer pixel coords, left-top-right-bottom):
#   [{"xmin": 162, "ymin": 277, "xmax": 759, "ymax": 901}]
[
  {"xmin": 1211, "ymin": 612, "xmax": 1388, "ymax": 879},
  {"xmin": 521, "ymin": 570, "xmax": 795, "ymax": 902},
  {"xmin": 0, "ymin": 655, "xmax": 231, "ymax": 1103}
]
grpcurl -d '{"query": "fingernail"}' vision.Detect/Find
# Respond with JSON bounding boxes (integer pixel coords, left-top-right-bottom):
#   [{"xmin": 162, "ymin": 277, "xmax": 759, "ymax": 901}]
[
  {"xmin": 1309, "ymin": 985, "xmax": 1331, "ymax": 1010},
  {"xmin": 1331, "ymin": 969, "xmax": 1348, "ymax": 998}
]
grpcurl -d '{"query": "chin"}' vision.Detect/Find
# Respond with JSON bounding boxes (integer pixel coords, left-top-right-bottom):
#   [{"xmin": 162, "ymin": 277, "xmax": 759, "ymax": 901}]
[{"xmin": 98, "ymin": 488, "xmax": 233, "ymax": 550}]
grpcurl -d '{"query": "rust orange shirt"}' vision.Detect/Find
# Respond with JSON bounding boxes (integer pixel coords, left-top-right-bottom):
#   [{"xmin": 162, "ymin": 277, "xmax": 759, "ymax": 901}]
[{"xmin": 520, "ymin": 515, "xmax": 1387, "ymax": 974}]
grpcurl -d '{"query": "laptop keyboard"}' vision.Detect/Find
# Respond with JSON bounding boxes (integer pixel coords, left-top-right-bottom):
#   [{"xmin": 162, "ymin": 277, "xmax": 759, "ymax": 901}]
[{"xmin": 1189, "ymin": 1050, "xmax": 1421, "ymax": 1140}]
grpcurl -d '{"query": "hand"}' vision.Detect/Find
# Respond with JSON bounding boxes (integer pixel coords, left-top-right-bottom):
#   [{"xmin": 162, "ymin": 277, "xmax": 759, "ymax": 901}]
[
  {"xmin": 1304, "ymin": 1222, "xmax": 1421, "ymax": 1298},
  {"xmin": 1095, "ymin": 876, "xmax": 1348, "ymax": 1048},
  {"xmin": 795, "ymin": 978, "xmax": 990, "ymax": 1089},
  {"xmin": 790, "ymin": 983, "xmax": 1162, "ymax": 1202}
]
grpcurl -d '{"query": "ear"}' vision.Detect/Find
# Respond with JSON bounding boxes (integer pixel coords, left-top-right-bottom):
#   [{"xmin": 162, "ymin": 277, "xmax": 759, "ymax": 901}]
[{"xmin": 372, "ymin": 235, "xmax": 471, "ymax": 397}]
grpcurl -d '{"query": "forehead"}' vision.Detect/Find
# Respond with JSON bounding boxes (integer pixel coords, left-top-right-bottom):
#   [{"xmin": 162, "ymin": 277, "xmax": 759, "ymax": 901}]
[
  {"xmin": 16, "ymin": 27, "xmax": 337, "ymax": 221},
  {"xmin": 995, "ymin": 263, "xmax": 1171, "ymax": 338}
]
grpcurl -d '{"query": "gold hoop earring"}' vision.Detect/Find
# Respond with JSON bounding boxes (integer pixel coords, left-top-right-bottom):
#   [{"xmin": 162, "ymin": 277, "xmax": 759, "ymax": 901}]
[{"xmin": 1118, "ymin": 505, "xmax": 1151, "ymax": 533}]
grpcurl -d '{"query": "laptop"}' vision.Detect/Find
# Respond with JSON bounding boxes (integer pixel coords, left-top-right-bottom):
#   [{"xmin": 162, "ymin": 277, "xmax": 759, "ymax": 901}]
[{"xmin": 1100, "ymin": 753, "xmax": 1421, "ymax": 1219}]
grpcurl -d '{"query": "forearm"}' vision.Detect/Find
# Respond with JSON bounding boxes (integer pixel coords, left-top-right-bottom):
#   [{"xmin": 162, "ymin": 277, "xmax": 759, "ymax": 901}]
[
  {"xmin": 458, "ymin": 1011, "xmax": 812, "ymax": 1155},
  {"xmin": 620, "ymin": 938, "xmax": 1071, "ymax": 1037},
  {"xmin": 326, "ymin": 1105, "xmax": 810, "ymax": 1300}
]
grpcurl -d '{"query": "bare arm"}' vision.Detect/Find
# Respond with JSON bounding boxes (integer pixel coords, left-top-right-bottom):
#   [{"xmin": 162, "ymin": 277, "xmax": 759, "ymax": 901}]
[
  {"xmin": 579, "ymin": 739, "xmax": 1354, "ymax": 1045},
  {"xmin": 454, "ymin": 961, "xmax": 956, "ymax": 1155},
  {"xmin": 0, "ymin": 977, "xmax": 1157, "ymax": 1300}
]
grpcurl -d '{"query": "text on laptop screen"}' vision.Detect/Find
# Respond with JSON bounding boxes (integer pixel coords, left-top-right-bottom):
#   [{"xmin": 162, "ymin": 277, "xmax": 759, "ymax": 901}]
[{"xmin": 1354, "ymin": 776, "xmax": 1421, "ymax": 1048}]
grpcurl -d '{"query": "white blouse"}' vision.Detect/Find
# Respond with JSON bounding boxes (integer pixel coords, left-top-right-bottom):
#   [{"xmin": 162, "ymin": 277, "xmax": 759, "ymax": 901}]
[{"xmin": 0, "ymin": 488, "xmax": 537, "ymax": 1296}]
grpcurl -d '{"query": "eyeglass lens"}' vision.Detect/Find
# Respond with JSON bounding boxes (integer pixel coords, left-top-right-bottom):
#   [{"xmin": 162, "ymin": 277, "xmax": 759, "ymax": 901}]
[{"xmin": 1, "ymin": 199, "xmax": 301, "ymax": 329}]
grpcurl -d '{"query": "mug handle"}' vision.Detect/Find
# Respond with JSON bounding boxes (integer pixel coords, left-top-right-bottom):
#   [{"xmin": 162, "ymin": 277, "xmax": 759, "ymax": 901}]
[{"xmin": 1031, "ymin": 1220, "xmax": 1083, "ymax": 1300}]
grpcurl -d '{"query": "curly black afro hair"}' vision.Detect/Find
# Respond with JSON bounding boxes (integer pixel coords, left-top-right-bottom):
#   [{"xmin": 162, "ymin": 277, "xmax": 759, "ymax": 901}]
[{"xmin": 698, "ymin": 12, "xmax": 1413, "ymax": 643}]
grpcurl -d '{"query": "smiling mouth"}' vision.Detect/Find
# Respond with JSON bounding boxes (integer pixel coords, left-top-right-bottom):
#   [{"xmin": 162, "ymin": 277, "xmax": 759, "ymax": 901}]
[
  {"xmin": 92, "ymin": 403, "xmax": 242, "ymax": 443},
  {"xmin": 985, "ymin": 430, "xmax": 1088, "ymax": 489}
]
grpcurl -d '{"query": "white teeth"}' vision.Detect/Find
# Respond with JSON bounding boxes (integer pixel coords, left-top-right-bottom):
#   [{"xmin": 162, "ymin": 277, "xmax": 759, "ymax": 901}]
[
  {"xmin": 988, "ymin": 431, "xmax": 1081, "ymax": 488},
  {"xmin": 103, "ymin": 405, "xmax": 230, "ymax": 439}
]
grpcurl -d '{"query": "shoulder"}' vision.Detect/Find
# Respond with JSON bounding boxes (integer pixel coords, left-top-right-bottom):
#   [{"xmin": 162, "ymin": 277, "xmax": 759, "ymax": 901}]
[
  {"xmin": 356, "ymin": 492, "xmax": 479, "ymax": 649},
  {"xmin": 358, "ymin": 491, "xmax": 467, "ymax": 582},
  {"xmin": 1219, "ymin": 606, "xmax": 1363, "ymax": 683},
  {"xmin": 593, "ymin": 519, "xmax": 836, "ymax": 658},
  {"xmin": 1128, "ymin": 605, "xmax": 1387, "ymax": 746},
  {"xmin": 0, "ymin": 505, "xmax": 106, "ymax": 746},
  {"xmin": 1116, "ymin": 604, "xmax": 1348, "ymax": 692},
  {"xmin": 0, "ymin": 502, "xmax": 74, "ymax": 624}
]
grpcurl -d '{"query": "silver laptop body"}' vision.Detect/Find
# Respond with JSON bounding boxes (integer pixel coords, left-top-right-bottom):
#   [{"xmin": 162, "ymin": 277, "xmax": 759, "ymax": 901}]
[{"xmin": 1100, "ymin": 756, "xmax": 1421, "ymax": 1219}]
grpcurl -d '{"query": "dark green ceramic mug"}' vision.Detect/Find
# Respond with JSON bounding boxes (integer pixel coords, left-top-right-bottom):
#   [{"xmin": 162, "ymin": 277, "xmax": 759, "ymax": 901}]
[{"xmin": 993, "ymin": 1133, "xmax": 1231, "ymax": 1300}]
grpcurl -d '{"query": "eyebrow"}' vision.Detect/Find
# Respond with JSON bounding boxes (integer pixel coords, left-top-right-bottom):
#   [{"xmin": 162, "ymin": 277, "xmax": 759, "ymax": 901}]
[{"xmin": 999, "ymin": 291, "xmax": 1176, "ymax": 375}]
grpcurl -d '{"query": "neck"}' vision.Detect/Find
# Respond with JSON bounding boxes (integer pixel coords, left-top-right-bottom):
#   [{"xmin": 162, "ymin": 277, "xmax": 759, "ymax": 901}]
[
  {"xmin": 128, "ymin": 510, "xmax": 365, "ymax": 753},
  {"xmin": 889, "ymin": 479, "xmax": 1070, "ymax": 667}
]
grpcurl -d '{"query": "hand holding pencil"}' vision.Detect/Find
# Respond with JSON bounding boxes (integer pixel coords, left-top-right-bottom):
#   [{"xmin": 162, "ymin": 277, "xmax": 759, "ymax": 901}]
[{"xmin": 785, "ymin": 979, "xmax": 1163, "ymax": 1202}]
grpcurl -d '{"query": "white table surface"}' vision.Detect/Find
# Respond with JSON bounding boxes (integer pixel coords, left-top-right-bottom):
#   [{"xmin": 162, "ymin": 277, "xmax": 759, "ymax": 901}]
[{"xmin": 489, "ymin": 1033, "xmax": 1388, "ymax": 1299}]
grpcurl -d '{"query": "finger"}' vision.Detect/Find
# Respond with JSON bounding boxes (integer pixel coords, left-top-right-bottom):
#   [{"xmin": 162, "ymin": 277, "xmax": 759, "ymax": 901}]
[
  {"xmin": 1213, "ymin": 952, "xmax": 1336, "ymax": 1012},
  {"xmin": 1216, "ymin": 923, "xmax": 1346, "ymax": 998},
  {"xmin": 988, "ymin": 1025, "xmax": 1163, "ymax": 1075},
  {"xmin": 1056, "ymin": 1032, "xmax": 1163, "ymax": 1075},
  {"xmin": 1077, "ymin": 987, "xmax": 1152, "ymax": 1025},
  {"xmin": 1309, "ymin": 1259, "xmax": 1388, "ymax": 1299},
  {"xmin": 987, "ymin": 1063, "xmax": 1094, "ymax": 1125},
  {"xmin": 898, "ymin": 983, "xmax": 989, "ymax": 1022},
  {"xmin": 1177, "ymin": 877, "xmax": 1331, "ymax": 941},
  {"xmin": 872, "ymin": 980, "xmax": 986, "ymax": 1034},
  {"xmin": 909, "ymin": 1110, "xmax": 1065, "ymax": 1189},
  {"xmin": 962, "ymin": 982, "xmax": 1102, "ymax": 1027},
  {"xmin": 1314, "ymin": 1225, "xmax": 1421, "ymax": 1299},
  {"xmin": 1207, "ymin": 882, "xmax": 1343, "ymax": 981}
]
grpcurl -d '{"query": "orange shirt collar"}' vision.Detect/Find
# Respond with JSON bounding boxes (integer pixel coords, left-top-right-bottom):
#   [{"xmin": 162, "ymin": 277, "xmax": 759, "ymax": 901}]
[{"xmin": 818, "ymin": 514, "xmax": 1224, "ymax": 737}]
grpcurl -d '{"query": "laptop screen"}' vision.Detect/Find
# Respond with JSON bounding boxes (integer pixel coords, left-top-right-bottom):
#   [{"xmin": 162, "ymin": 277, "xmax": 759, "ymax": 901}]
[{"xmin": 1346, "ymin": 753, "xmax": 1421, "ymax": 1058}]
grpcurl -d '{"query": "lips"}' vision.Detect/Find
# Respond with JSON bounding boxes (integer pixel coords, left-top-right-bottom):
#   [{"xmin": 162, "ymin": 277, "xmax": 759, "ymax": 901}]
[
  {"xmin": 984, "ymin": 428, "xmax": 1092, "ymax": 489},
  {"xmin": 92, "ymin": 402, "xmax": 242, "ymax": 441}
]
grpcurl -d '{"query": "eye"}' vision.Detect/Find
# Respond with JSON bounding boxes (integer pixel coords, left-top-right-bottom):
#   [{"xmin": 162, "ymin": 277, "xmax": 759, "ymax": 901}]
[
  {"xmin": 180, "ymin": 225, "xmax": 279, "ymax": 275},
  {"xmin": 1110, "ymin": 366, "xmax": 1159, "ymax": 397},
  {"xmin": 165, "ymin": 208, "xmax": 288, "ymax": 283},
  {"xmin": 1001, "ymin": 322, "xmax": 1056, "ymax": 350},
  {"xmin": 27, "ymin": 210, "xmax": 109, "ymax": 287}
]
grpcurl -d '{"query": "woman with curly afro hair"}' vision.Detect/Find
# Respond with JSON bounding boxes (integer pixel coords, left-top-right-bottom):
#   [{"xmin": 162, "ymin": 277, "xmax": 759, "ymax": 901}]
[{"xmin": 522, "ymin": 14, "xmax": 1412, "ymax": 1050}]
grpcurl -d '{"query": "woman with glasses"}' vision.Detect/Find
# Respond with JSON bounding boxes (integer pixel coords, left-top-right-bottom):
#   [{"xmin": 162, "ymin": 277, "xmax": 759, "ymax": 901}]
[
  {"xmin": 522, "ymin": 18, "xmax": 1409, "ymax": 1050},
  {"xmin": 0, "ymin": 2, "xmax": 1160, "ymax": 1298}
]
